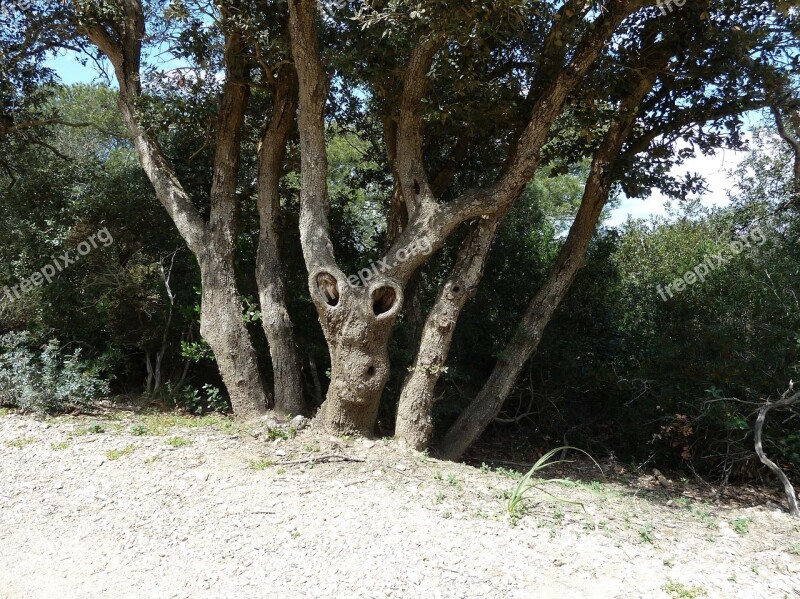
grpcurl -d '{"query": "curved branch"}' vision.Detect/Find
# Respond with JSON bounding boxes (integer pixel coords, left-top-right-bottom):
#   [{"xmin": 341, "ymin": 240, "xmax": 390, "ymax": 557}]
[{"xmin": 754, "ymin": 388, "xmax": 800, "ymax": 517}]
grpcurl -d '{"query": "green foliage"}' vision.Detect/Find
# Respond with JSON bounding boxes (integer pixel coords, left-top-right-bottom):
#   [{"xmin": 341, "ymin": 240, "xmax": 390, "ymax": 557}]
[
  {"xmin": 662, "ymin": 581, "xmax": 707, "ymax": 598},
  {"xmin": 0, "ymin": 332, "xmax": 109, "ymax": 413},
  {"xmin": 639, "ymin": 523, "xmax": 655, "ymax": 544},
  {"xmin": 167, "ymin": 436, "xmax": 192, "ymax": 448},
  {"xmin": 732, "ymin": 517, "xmax": 751, "ymax": 535},
  {"xmin": 106, "ymin": 445, "xmax": 136, "ymax": 461},
  {"xmin": 166, "ymin": 383, "xmax": 228, "ymax": 415}
]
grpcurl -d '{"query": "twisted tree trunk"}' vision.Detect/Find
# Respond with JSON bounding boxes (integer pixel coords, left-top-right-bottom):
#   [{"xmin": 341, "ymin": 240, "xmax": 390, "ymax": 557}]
[{"xmin": 754, "ymin": 388, "xmax": 800, "ymax": 517}]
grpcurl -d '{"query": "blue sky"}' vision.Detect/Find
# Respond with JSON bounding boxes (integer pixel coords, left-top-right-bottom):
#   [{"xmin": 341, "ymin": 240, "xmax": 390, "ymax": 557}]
[{"xmin": 47, "ymin": 49, "xmax": 755, "ymax": 228}]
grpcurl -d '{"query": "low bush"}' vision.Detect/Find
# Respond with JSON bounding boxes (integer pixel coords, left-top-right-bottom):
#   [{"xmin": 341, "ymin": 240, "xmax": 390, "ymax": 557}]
[{"xmin": 0, "ymin": 332, "xmax": 109, "ymax": 413}]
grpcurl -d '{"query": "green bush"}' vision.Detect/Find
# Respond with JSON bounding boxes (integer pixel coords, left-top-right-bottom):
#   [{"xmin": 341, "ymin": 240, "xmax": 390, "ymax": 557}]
[{"xmin": 0, "ymin": 332, "xmax": 110, "ymax": 413}]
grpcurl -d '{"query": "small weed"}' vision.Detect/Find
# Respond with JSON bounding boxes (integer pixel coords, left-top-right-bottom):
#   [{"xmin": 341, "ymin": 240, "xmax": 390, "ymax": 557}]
[
  {"xmin": 50, "ymin": 440, "xmax": 70, "ymax": 451},
  {"xmin": 662, "ymin": 581, "xmax": 707, "ymax": 598},
  {"xmin": 87, "ymin": 423, "xmax": 105, "ymax": 434},
  {"xmin": 304, "ymin": 443, "xmax": 321, "ymax": 453},
  {"xmin": 789, "ymin": 543, "xmax": 800, "ymax": 556},
  {"xmin": 553, "ymin": 507, "xmax": 565, "ymax": 525},
  {"xmin": 588, "ymin": 480, "xmax": 604, "ymax": 493},
  {"xmin": 130, "ymin": 424, "xmax": 150, "ymax": 436},
  {"xmin": 434, "ymin": 491, "xmax": 446, "ymax": 504},
  {"xmin": 276, "ymin": 467, "xmax": 286, "ymax": 475},
  {"xmin": 267, "ymin": 427, "xmax": 295, "ymax": 441},
  {"xmin": 446, "ymin": 473, "xmax": 461, "ymax": 488},
  {"xmin": 442, "ymin": 511, "xmax": 452, "ymax": 519},
  {"xmin": 0, "ymin": 407, "xmax": 10, "ymax": 417},
  {"xmin": 248, "ymin": 459, "xmax": 275, "ymax": 471},
  {"xmin": 496, "ymin": 467, "xmax": 522, "ymax": 480},
  {"xmin": 639, "ymin": 523, "xmax": 655, "ymax": 544},
  {"xmin": 506, "ymin": 446, "xmax": 601, "ymax": 521},
  {"xmin": 692, "ymin": 509, "xmax": 719, "ymax": 530},
  {"xmin": 732, "ymin": 517, "xmax": 751, "ymax": 535},
  {"xmin": 433, "ymin": 470, "xmax": 443, "ymax": 481},
  {"xmin": 106, "ymin": 445, "xmax": 136, "ymax": 461},
  {"xmin": 6, "ymin": 436, "xmax": 35, "ymax": 448},
  {"xmin": 480, "ymin": 463, "xmax": 490, "ymax": 473},
  {"xmin": 167, "ymin": 436, "xmax": 192, "ymax": 448}
]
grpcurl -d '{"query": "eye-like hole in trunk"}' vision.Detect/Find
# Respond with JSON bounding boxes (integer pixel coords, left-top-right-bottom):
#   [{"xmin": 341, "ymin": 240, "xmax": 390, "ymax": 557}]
[
  {"xmin": 371, "ymin": 286, "xmax": 397, "ymax": 316},
  {"xmin": 316, "ymin": 272, "xmax": 340, "ymax": 307},
  {"xmin": 451, "ymin": 284, "xmax": 461, "ymax": 294},
  {"xmin": 365, "ymin": 365, "xmax": 376, "ymax": 379}
]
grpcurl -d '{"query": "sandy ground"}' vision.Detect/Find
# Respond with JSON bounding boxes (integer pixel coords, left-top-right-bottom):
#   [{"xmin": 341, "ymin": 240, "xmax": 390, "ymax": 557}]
[{"xmin": 1, "ymin": 410, "xmax": 799, "ymax": 599}]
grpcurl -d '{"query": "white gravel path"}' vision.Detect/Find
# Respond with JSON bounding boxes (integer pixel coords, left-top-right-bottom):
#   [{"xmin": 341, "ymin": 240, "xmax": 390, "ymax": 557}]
[{"xmin": 1, "ymin": 412, "xmax": 798, "ymax": 598}]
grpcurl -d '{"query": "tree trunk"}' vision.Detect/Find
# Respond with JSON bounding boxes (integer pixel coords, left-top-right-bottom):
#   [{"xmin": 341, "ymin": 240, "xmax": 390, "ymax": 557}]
[
  {"xmin": 754, "ymin": 388, "xmax": 800, "ymax": 517},
  {"xmin": 310, "ymin": 268, "xmax": 404, "ymax": 434},
  {"xmin": 396, "ymin": 216, "xmax": 502, "ymax": 450},
  {"xmin": 437, "ymin": 256, "xmax": 581, "ymax": 460},
  {"xmin": 438, "ymin": 67, "xmax": 663, "ymax": 461},
  {"xmin": 199, "ymin": 249, "xmax": 269, "ymax": 420},
  {"xmin": 256, "ymin": 68, "xmax": 306, "ymax": 417}
]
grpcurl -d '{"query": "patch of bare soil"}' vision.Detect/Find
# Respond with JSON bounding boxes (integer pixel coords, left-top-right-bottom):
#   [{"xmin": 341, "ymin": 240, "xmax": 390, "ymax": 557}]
[{"xmin": 1, "ymin": 409, "xmax": 798, "ymax": 598}]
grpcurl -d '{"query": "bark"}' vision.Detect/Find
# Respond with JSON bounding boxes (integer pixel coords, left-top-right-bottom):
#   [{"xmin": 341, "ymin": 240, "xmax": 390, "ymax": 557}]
[
  {"xmin": 287, "ymin": 0, "xmax": 652, "ymax": 434},
  {"xmin": 439, "ymin": 70, "xmax": 663, "ymax": 460},
  {"xmin": 754, "ymin": 388, "xmax": 800, "ymax": 517},
  {"xmin": 256, "ymin": 68, "xmax": 306, "ymax": 417},
  {"xmin": 82, "ymin": 3, "xmax": 269, "ymax": 418},
  {"xmin": 199, "ymin": 253, "xmax": 268, "ymax": 419},
  {"xmin": 771, "ymin": 105, "xmax": 800, "ymax": 199},
  {"xmin": 289, "ymin": 0, "xmax": 410, "ymax": 433},
  {"xmin": 395, "ymin": 215, "xmax": 503, "ymax": 449},
  {"xmin": 311, "ymin": 268, "xmax": 404, "ymax": 433}
]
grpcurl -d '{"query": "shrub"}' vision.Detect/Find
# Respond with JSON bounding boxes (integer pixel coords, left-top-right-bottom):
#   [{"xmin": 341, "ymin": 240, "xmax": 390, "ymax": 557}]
[{"xmin": 0, "ymin": 332, "xmax": 109, "ymax": 413}]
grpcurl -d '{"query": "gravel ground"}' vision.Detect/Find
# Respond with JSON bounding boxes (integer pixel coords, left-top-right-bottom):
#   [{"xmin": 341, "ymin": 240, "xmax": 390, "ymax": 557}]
[{"xmin": 1, "ymin": 410, "xmax": 799, "ymax": 599}]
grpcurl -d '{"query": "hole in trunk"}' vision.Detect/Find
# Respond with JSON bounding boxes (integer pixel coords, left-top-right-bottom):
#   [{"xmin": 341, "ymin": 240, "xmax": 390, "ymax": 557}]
[
  {"xmin": 365, "ymin": 365, "xmax": 376, "ymax": 379},
  {"xmin": 371, "ymin": 286, "xmax": 397, "ymax": 316},
  {"xmin": 452, "ymin": 284, "xmax": 461, "ymax": 293},
  {"xmin": 316, "ymin": 272, "xmax": 340, "ymax": 307}
]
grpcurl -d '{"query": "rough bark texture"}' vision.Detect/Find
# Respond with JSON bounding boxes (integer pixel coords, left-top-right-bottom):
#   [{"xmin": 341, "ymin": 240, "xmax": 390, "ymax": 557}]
[
  {"xmin": 395, "ymin": 216, "xmax": 502, "ymax": 449},
  {"xmin": 199, "ymin": 254, "xmax": 268, "ymax": 419},
  {"xmin": 311, "ymin": 269, "xmax": 404, "ymax": 434},
  {"xmin": 82, "ymin": 2, "xmax": 269, "ymax": 418},
  {"xmin": 439, "ymin": 70, "xmax": 663, "ymax": 460},
  {"xmin": 256, "ymin": 69, "xmax": 306, "ymax": 417},
  {"xmin": 289, "ymin": 0, "xmax": 410, "ymax": 433}
]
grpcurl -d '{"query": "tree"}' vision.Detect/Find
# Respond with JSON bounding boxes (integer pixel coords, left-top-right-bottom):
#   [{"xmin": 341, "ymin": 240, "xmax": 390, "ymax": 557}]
[{"xmin": 15, "ymin": 0, "xmax": 798, "ymax": 457}]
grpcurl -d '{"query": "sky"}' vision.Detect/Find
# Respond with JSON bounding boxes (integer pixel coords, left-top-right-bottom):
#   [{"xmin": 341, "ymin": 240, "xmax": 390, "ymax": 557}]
[{"xmin": 47, "ymin": 50, "xmax": 759, "ymax": 228}]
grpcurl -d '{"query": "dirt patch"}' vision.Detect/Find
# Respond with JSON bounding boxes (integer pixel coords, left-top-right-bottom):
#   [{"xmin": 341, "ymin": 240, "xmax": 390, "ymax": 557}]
[{"xmin": 1, "ymin": 410, "xmax": 799, "ymax": 598}]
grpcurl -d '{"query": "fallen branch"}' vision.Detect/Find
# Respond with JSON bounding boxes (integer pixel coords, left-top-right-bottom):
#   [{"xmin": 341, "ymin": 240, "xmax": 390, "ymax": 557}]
[
  {"xmin": 279, "ymin": 454, "xmax": 365, "ymax": 466},
  {"xmin": 754, "ymin": 385, "xmax": 800, "ymax": 517}
]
